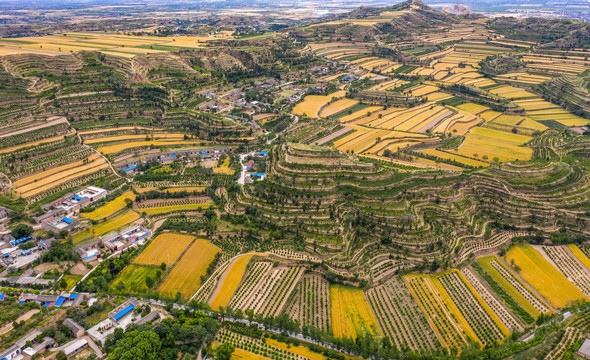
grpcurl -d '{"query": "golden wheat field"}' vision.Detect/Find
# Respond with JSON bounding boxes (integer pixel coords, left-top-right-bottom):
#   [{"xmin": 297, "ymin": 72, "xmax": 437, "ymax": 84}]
[
  {"xmin": 84, "ymin": 133, "xmax": 186, "ymax": 144},
  {"xmin": 330, "ymin": 285, "xmax": 382, "ymax": 339},
  {"xmin": 17, "ymin": 157, "xmax": 109, "ymax": 198},
  {"xmin": 134, "ymin": 233, "xmax": 194, "ymax": 266},
  {"xmin": 72, "ymin": 210, "xmax": 140, "ymax": 244},
  {"xmin": 0, "ymin": 32, "xmax": 233, "ymax": 57},
  {"xmin": 292, "ymin": 95, "xmax": 332, "ymax": 117},
  {"xmin": 97, "ymin": 140, "xmax": 206, "ymax": 154},
  {"xmin": 319, "ymin": 99, "xmax": 359, "ymax": 118},
  {"xmin": 209, "ymin": 253, "xmax": 268, "ymax": 310},
  {"xmin": 81, "ymin": 190, "xmax": 136, "ymax": 220},
  {"xmin": 139, "ymin": 201, "xmax": 213, "ymax": 216},
  {"xmin": 135, "ymin": 186, "xmax": 205, "ymax": 193},
  {"xmin": 505, "ymin": 244, "xmax": 587, "ymax": 308},
  {"xmin": 453, "ymin": 127, "xmax": 532, "ymax": 163},
  {"xmin": 158, "ymin": 239, "xmax": 220, "ymax": 298}
]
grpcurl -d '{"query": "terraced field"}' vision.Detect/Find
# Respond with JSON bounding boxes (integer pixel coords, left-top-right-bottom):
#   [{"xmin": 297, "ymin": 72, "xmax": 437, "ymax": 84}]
[{"xmin": 2, "ymin": 5, "xmax": 590, "ymax": 359}]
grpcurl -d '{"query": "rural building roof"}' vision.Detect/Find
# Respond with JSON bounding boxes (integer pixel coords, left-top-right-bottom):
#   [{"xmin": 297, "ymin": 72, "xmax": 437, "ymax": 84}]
[
  {"xmin": 55, "ymin": 297, "xmax": 66, "ymax": 307},
  {"xmin": 123, "ymin": 165, "xmax": 137, "ymax": 172},
  {"xmin": 10, "ymin": 236, "xmax": 31, "ymax": 245},
  {"xmin": 1, "ymin": 247, "xmax": 19, "ymax": 255},
  {"xmin": 62, "ymin": 217, "xmax": 73, "ymax": 224},
  {"xmin": 113, "ymin": 303, "xmax": 135, "ymax": 321},
  {"xmin": 0, "ymin": 328, "xmax": 45, "ymax": 358},
  {"xmin": 136, "ymin": 310, "xmax": 160, "ymax": 325},
  {"xmin": 36, "ymin": 294, "xmax": 59, "ymax": 302},
  {"xmin": 64, "ymin": 318, "xmax": 84, "ymax": 334},
  {"xmin": 579, "ymin": 339, "xmax": 590, "ymax": 357},
  {"xmin": 62, "ymin": 338, "xmax": 88, "ymax": 356}
]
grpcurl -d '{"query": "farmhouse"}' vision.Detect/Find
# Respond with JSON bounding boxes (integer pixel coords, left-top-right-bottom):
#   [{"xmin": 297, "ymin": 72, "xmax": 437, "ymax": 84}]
[
  {"xmin": 311, "ymin": 66, "xmax": 329, "ymax": 73},
  {"xmin": 248, "ymin": 173, "xmax": 266, "ymax": 181},
  {"xmin": 109, "ymin": 299, "xmax": 139, "ymax": 323},
  {"xmin": 287, "ymin": 94, "xmax": 300, "ymax": 102},
  {"xmin": 34, "ymin": 208, "xmax": 67, "ymax": 225},
  {"xmin": 224, "ymin": 89, "xmax": 245, "ymax": 102},
  {"xmin": 135, "ymin": 310, "xmax": 160, "ymax": 325},
  {"xmin": 18, "ymin": 293, "xmax": 85, "ymax": 307},
  {"xmin": 0, "ymin": 234, "xmax": 15, "ymax": 246},
  {"xmin": 6, "ymin": 253, "xmax": 40, "ymax": 271},
  {"xmin": 199, "ymin": 101, "xmax": 231, "ymax": 113},
  {"xmin": 198, "ymin": 90, "xmax": 215, "ymax": 99},
  {"xmin": 75, "ymin": 240, "xmax": 102, "ymax": 262},
  {"xmin": 101, "ymin": 224, "xmax": 151, "ymax": 251},
  {"xmin": 122, "ymin": 164, "xmax": 138, "ymax": 174},
  {"xmin": 57, "ymin": 338, "xmax": 88, "ymax": 359},
  {"xmin": 0, "ymin": 329, "xmax": 42, "ymax": 360},
  {"xmin": 88, "ymin": 300, "xmax": 159, "ymax": 345},
  {"xmin": 1, "ymin": 246, "xmax": 21, "ymax": 259},
  {"xmin": 63, "ymin": 318, "xmax": 85, "ymax": 338},
  {"xmin": 41, "ymin": 216, "xmax": 79, "ymax": 233},
  {"xmin": 144, "ymin": 146, "xmax": 233, "ymax": 164},
  {"xmin": 341, "ymin": 75, "xmax": 359, "ymax": 83},
  {"xmin": 0, "ymin": 269, "xmax": 53, "ymax": 288},
  {"xmin": 22, "ymin": 336, "xmax": 55, "ymax": 358},
  {"xmin": 40, "ymin": 186, "xmax": 108, "ymax": 214},
  {"xmin": 114, "ymin": 147, "xmax": 234, "ymax": 171}
]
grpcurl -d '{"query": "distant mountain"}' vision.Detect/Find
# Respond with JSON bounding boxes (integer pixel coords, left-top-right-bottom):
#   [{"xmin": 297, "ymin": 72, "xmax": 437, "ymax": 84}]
[{"xmin": 293, "ymin": 0, "xmax": 461, "ymax": 43}]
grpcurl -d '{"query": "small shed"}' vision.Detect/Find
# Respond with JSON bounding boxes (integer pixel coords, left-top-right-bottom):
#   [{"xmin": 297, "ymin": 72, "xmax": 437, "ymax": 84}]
[{"xmin": 63, "ymin": 318, "xmax": 85, "ymax": 338}]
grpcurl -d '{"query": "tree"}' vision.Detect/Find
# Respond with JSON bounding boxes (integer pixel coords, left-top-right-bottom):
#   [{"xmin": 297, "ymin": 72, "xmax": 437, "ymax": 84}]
[
  {"xmin": 160, "ymin": 262, "xmax": 166, "ymax": 271},
  {"xmin": 145, "ymin": 276, "xmax": 154, "ymax": 289},
  {"xmin": 124, "ymin": 198, "xmax": 134, "ymax": 208},
  {"xmin": 11, "ymin": 224, "xmax": 33, "ymax": 239},
  {"xmin": 59, "ymin": 278, "xmax": 67, "ymax": 289},
  {"xmin": 215, "ymin": 342, "xmax": 235, "ymax": 360},
  {"xmin": 108, "ymin": 330, "xmax": 162, "ymax": 360},
  {"xmin": 56, "ymin": 351, "xmax": 67, "ymax": 360}
]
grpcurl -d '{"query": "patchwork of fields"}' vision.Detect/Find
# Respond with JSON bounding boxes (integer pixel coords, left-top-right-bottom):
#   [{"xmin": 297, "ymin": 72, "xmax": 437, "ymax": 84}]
[
  {"xmin": 1, "ymin": 7, "xmax": 590, "ymax": 359},
  {"xmin": 128, "ymin": 242, "xmax": 590, "ymax": 349},
  {"xmin": 298, "ymin": 38, "xmax": 590, "ymax": 170},
  {"xmin": 0, "ymin": 31, "xmax": 233, "ymax": 57}
]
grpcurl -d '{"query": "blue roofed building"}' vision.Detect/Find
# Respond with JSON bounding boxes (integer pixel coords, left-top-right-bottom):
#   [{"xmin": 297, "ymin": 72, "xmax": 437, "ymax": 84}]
[
  {"xmin": 109, "ymin": 299, "xmax": 139, "ymax": 324},
  {"xmin": 122, "ymin": 165, "xmax": 137, "ymax": 174}
]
